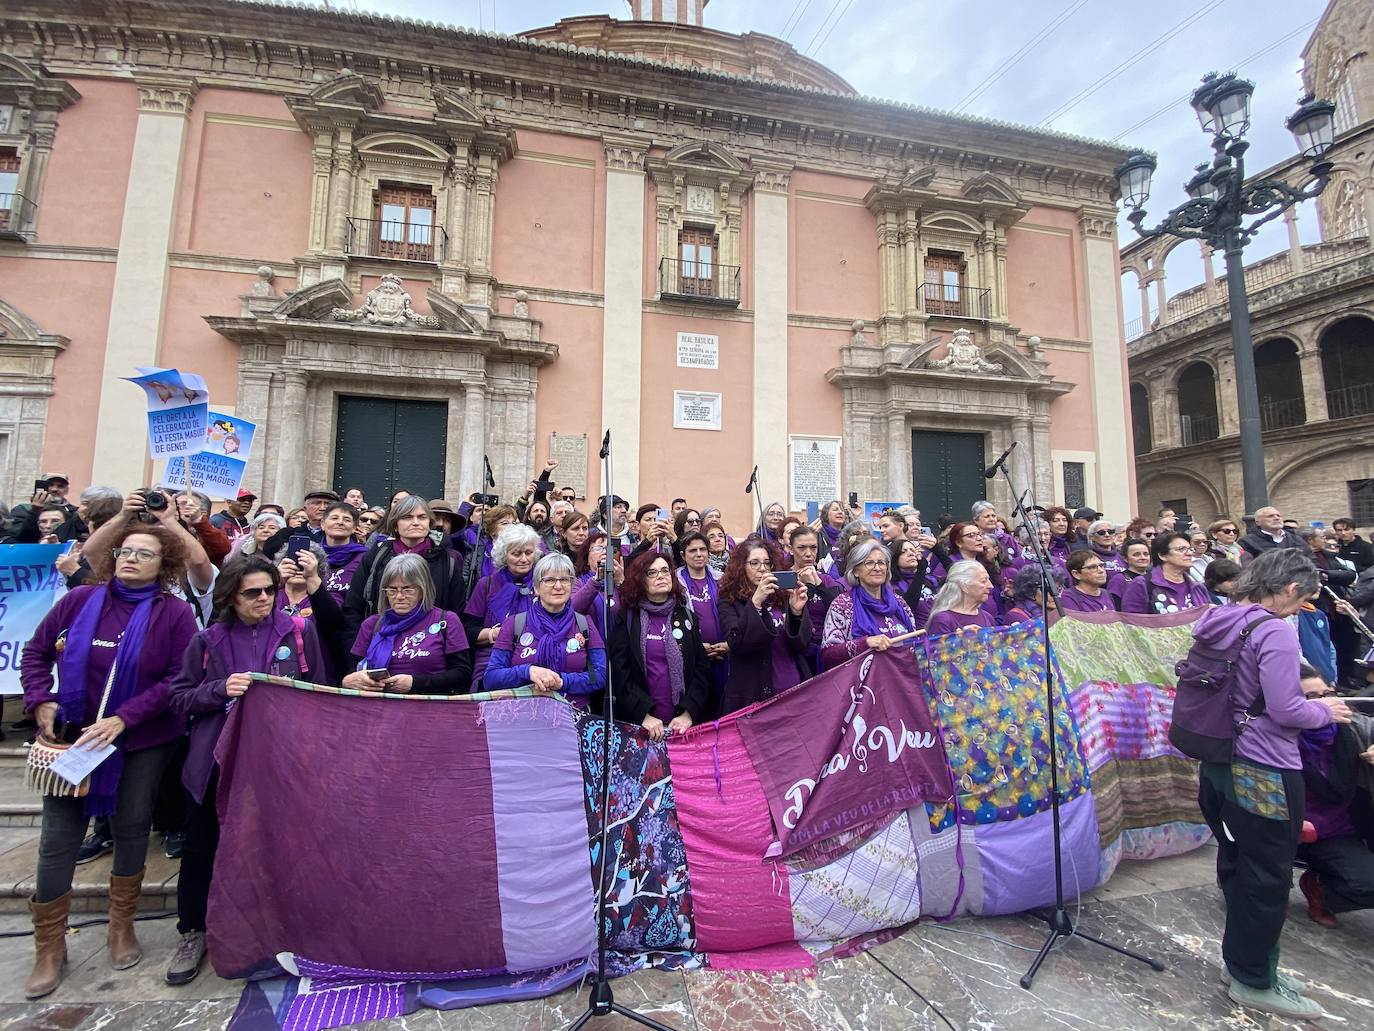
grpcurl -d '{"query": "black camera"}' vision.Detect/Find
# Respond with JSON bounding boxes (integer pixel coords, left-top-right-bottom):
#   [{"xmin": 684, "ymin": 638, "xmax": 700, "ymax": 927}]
[
  {"xmin": 135, "ymin": 489, "xmax": 169, "ymax": 523},
  {"xmin": 476, "ymin": 493, "xmax": 500, "ymax": 507}
]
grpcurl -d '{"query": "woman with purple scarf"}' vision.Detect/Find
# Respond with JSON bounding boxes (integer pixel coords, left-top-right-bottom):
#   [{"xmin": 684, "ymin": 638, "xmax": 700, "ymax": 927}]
[
  {"xmin": 756, "ymin": 500, "xmax": 786, "ymax": 544},
  {"xmin": 609, "ymin": 551, "xmax": 715, "ymax": 739},
  {"xmin": 163, "ymin": 556, "xmax": 325, "ymax": 986},
  {"xmin": 462, "ymin": 523, "xmax": 540, "ymax": 687},
  {"xmin": 319, "ymin": 502, "xmax": 367, "ymax": 604},
  {"xmin": 1120, "ymin": 532, "xmax": 1213, "ymax": 615},
  {"xmin": 346, "ymin": 553, "xmax": 472, "ymax": 694},
  {"xmin": 718, "ymin": 538, "xmax": 813, "ymax": 713},
  {"xmin": 571, "ymin": 530, "xmax": 624, "ymax": 638},
  {"xmin": 819, "ymin": 499, "xmax": 848, "ymax": 561},
  {"xmin": 820, "ymin": 538, "xmax": 917, "ymax": 670},
  {"xmin": 21, "ymin": 523, "xmax": 198, "ymax": 1000},
  {"xmin": 788, "ymin": 524, "xmax": 844, "ymax": 675},
  {"xmin": 485, "ymin": 553, "xmax": 605, "ymax": 704},
  {"xmin": 676, "ymin": 532, "xmax": 727, "ymax": 661}
]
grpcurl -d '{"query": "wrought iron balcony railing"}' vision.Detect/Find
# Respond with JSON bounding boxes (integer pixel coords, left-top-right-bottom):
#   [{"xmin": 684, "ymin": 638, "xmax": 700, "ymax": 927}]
[
  {"xmin": 1327, "ymin": 382, "xmax": 1374, "ymax": 421},
  {"xmin": 345, "ymin": 216, "xmax": 446, "ymax": 263},
  {"xmin": 0, "ymin": 192, "xmax": 37, "ymax": 242},
  {"xmin": 658, "ymin": 257, "xmax": 741, "ymax": 307},
  {"xmin": 1259, "ymin": 396, "xmax": 1306, "ymax": 430},
  {"xmin": 923, "ymin": 281, "xmax": 991, "ymax": 320},
  {"xmin": 1180, "ymin": 412, "xmax": 1220, "ymax": 446}
]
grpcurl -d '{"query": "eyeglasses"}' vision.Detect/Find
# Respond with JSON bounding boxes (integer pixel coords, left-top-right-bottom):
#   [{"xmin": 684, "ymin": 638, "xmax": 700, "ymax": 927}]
[
  {"xmin": 746, "ymin": 559, "xmax": 773, "ymax": 570},
  {"xmin": 1166, "ymin": 546, "xmax": 1193, "ymax": 555},
  {"xmin": 384, "ymin": 585, "xmax": 421, "ymax": 596},
  {"xmin": 1142, "ymin": 531, "xmax": 1157, "ymax": 538},
  {"xmin": 645, "ymin": 567, "xmax": 673, "ymax": 579},
  {"xmin": 1216, "ymin": 527, "xmax": 1238, "ymax": 534},
  {"xmin": 685, "ymin": 517, "xmax": 701, "ymax": 526},
  {"xmin": 859, "ymin": 559, "xmax": 890, "ymax": 570},
  {"xmin": 1092, "ymin": 529, "xmax": 1115, "ymax": 536},
  {"xmin": 1080, "ymin": 562, "xmax": 1105, "ymax": 571},
  {"xmin": 539, "ymin": 576, "xmax": 573, "ymax": 587},
  {"xmin": 112, "ymin": 547, "xmax": 161, "ymax": 563},
  {"xmin": 359, "ymin": 518, "xmax": 379, "ymax": 526},
  {"xmin": 238, "ymin": 586, "xmax": 277, "ymax": 599}
]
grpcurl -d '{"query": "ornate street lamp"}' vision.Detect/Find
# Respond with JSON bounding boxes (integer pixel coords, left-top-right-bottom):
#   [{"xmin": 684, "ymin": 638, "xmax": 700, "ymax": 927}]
[{"xmin": 1115, "ymin": 74, "xmax": 1337, "ymax": 526}]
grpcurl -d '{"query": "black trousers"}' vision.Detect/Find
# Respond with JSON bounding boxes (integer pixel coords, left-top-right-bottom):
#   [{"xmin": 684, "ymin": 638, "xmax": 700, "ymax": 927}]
[
  {"xmin": 176, "ymin": 772, "xmax": 220, "ymax": 935},
  {"xmin": 1299, "ymin": 835, "xmax": 1374, "ymax": 914},
  {"xmin": 1198, "ymin": 759, "xmax": 1305, "ymax": 990}
]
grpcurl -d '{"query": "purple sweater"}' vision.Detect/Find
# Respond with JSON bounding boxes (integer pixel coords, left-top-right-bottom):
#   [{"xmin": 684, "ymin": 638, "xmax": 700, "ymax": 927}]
[
  {"xmin": 1059, "ymin": 586, "xmax": 1117, "ymax": 613},
  {"xmin": 1119, "ymin": 567, "xmax": 1211, "ymax": 614},
  {"xmin": 927, "ymin": 609, "xmax": 995, "ymax": 635},
  {"xmin": 1192, "ymin": 603, "xmax": 1332, "ymax": 769},
  {"xmin": 22, "ymin": 585, "xmax": 198, "ymax": 752}
]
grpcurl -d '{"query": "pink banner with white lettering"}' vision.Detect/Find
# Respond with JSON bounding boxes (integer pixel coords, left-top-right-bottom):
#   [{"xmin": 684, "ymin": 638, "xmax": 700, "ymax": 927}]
[{"xmin": 736, "ymin": 648, "xmax": 952, "ymax": 858}]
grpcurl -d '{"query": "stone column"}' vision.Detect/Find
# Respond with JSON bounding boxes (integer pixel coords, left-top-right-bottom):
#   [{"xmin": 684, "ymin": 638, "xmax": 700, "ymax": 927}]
[
  {"xmin": 601, "ymin": 136, "xmax": 648, "ymax": 505},
  {"xmin": 458, "ymin": 378, "xmax": 487, "ymax": 493},
  {"xmin": 1215, "ymin": 352, "xmax": 1239, "ymax": 437},
  {"xmin": 1029, "ymin": 415, "xmax": 1054, "ymax": 508},
  {"xmin": 887, "ymin": 412, "xmax": 908, "ymax": 501},
  {"xmin": 1154, "ymin": 275, "xmax": 1169, "ymax": 327},
  {"xmin": 901, "ymin": 212, "xmax": 918, "ymax": 317},
  {"xmin": 91, "ymin": 75, "xmax": 198, "ymax": 490},
  {"xmin": 1147, "ymin": 371, "xmax": 1172, "ymax": 450},
  {"xmin": 1298, "ymin": 347, "xmax": 1329, "ymax": 422},
  {"xmin": 1077, "ymin": 208, "xmax": 1134, "ymax": 517},
  {"xmin": 752, "ymin": 166, "xmax": 792, "ymax": 513},
  {"xmin": 1202, "ymin": 242, "xmax": 1218, "ymax": 302},
  {"xmin": 325, "ymin": 128, "xmax": 356, "ymax": 257},
  {"xmin": 307, "ymin": 137, "xmax": 332, "ymax": 254},
  {"xmin": 236, "ymin": 367, "xmax": 273, "ymax": 497},
  {"xmin": 1138, "ymin": 280, "xmax": 1151, "ymax": 328},
  {"xmin": 274, "ymin": 370, "xmax": 309, "ymax": 507},
  {"xmin": 1285, "ymin": 206, "xmax": 1303, "ymax": 274}
]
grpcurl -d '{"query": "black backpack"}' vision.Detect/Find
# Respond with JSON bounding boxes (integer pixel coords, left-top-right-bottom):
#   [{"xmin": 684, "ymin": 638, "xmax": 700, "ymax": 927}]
[{"xmin": 1169, "ymin": 613, "xmax": 1281, "ymax": 763}]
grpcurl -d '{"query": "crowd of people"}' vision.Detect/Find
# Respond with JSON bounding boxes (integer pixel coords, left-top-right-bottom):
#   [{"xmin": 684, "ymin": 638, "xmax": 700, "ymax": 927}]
[{"xmin": 4, "ymin": 467, "xmax": 1373, "ymax": 1021}]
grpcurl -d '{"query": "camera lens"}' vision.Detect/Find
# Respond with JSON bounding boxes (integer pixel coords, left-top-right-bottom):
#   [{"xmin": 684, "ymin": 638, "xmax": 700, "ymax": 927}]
[{"xmin": 144, "ymin": 491, "xmax": 167, "ymax": 512}]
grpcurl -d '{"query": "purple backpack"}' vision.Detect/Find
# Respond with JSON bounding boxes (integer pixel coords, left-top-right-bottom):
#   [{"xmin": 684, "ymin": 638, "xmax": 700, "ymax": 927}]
[{"xmin": 1168, "ymin": 613, "xmax": 1280, "ymax": 763}]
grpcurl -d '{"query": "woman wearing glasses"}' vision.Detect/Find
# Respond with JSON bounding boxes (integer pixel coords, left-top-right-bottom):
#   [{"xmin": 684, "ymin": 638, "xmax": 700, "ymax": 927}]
[
  {"xmin": 1119, "ymin": 532, "xmax": 1213, "ymax": 614},
  {"xmin": 20, "ymin": 523, "xmax": 198, "ymax": 999},
  {"xmin": 162, "ymin": 555, "xmax": 325, "ymax": 986},
  {"xmin": 1209, "ymin": 518, "xmax": 1243, "ymax": 562},
  {"xmin": 609, "ymin": 551, "xmax": 714, "ymax": 739},
  {"xmin": 820, "ymin": 538, "xmax": 917, "ymax": 670},
  {"xmin": 486, "ymin": 553, "xmax": 604, "ymax": 705},
  {"xmin": 462, "ymin": 523, "xmax": 541, "ymax": 687},
  {"xmin": 718, "ymin": 538, "xmax": 812, "ymax": 712},
  {"xmin": 1086, "ymin": 519, "xmax": 1127, "ymax": 575},
  {"xmin": 1059, "ymin": 550, "xmax": 1118, "ymax": 613},
  {"xmin": 345, "ymin": 553, "xmax": 472, "ymax": 694},
  {"xmin": 940, "ymin": 522, "xmax": 1004, "ymax": 620},
  {"xmin": 320, "ymin": 502, "xmax": 367, "ymax": 605},
  {"xmin": 355, "ymin": 507, "xmax": 386, "ymax": 545}
]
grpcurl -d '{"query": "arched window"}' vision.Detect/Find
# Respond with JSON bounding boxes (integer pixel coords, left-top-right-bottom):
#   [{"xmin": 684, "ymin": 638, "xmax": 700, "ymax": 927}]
[
  {"xmin": 1254, "ymin": 338, "xmax": 1305, "ymax": 429},
  {"xmin": 1178, "ymin": 362, "xmax": 1219, "ymax": 445},
  {"xmin": 1130, "ymin": 382, "xmax": 1152, "ymax": 454},
  {"xmin": 1321, "ymin": 316, "xmax": 1374, "ymax": 419}
]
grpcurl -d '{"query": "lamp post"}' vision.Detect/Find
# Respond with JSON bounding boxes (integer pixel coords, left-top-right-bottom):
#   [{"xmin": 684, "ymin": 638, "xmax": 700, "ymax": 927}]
[{"xmin": 1115, "ymin": 73, "xmax": 1337, "ymax": 526}]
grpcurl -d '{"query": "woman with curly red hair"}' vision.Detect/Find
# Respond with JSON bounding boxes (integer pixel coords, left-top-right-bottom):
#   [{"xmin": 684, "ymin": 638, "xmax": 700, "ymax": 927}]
[
  {"xmin": 717, "ymin": 537, "xmax": 812, "ymax": 715},
  {"xmin": 607, "ymin": 550, "xmax": 714, "ymax": 740}
]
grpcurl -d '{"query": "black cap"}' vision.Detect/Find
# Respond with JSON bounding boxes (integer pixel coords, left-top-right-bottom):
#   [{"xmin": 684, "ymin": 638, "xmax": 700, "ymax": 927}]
[
  {"xmin": 1073, "ymin": 507, "xmax": 1103, "ymax": 521},
  {"xmin": 303, "ymin": 490, "xmax": 340, "ymax": 503}
]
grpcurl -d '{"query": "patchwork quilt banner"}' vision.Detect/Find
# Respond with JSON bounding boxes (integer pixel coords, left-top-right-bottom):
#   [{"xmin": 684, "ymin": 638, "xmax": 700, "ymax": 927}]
[{"xmin": 737, "ymin": 648, "xmax": 951, "ymax": 858}]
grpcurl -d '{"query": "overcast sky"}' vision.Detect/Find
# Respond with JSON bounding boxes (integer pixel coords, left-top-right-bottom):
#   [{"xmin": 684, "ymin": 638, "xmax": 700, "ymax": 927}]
[{"xmin": 295, "ymin": 0, "xmax": 1333, "ymax": 318}]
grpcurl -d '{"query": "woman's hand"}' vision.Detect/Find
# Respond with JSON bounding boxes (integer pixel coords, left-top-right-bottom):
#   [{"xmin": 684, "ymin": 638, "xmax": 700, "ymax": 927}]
[
  {"xmin": 226, "ymin": 672, "xmax": 253, "ymax": 697},
  {"xmin": 797, "ymin": 565, "xmax": 821, "ymax": 587},
  {"xmin": 34, "ymin": 701, "xmax": 58, "ymax": 739},
  {"xmin": 1315, "ymin": 695, "xmax": 1354, "ymax": 724},
  {"xmin": 55, "ymin": 544, "xmax": 82, "ymax": 577},
  {"xmin": 529, "ymin": 666, "xmax": 563, "ymax": 694},
  {"xmin": 668, "ymin": 712, "xmax": 693, "ymax": 735},
  {"xmin": 751, "ymin": 573, "xmax": 777, "ymax": 609},
  {"xmin": 295, "ymin": 549, "xmax": 323, "ymax": 593},
  {"xmin": 382, "ymin": 674, "xmax": 414, "ymax": 693},
  {"xmin": 866, "ymin": 634, "xmax": 894, "ymax": 652},
  {"xmin": 640, "ymin": 715, "xmax": 666, "ymax": 741},
  {"xmin": 1361, "ymin": 744, "xmax": 1374, "ymax": 767},
  {"xmin": 342, "ymin": 670, "xmax": 380, "ymax": 691},
  {"xmin": 480, "ymin": 625, "xmax": 501, "ymax": 645},
  {"xmin": 704, "ymin": 641, "xmax": 729, "ymax": 659},
  {"xmin": 74, "ymin": 715, "xmax": 125, "ymax": 749},
  {"xmin": 789, "ymin": 584, "xmax": 809, "ymax": 615}
]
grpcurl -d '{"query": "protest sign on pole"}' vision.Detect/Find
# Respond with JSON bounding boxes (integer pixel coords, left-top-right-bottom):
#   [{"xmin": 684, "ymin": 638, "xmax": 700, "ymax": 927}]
[
  {"xmin": 122, "ymin": 367, "xmax": 209, "ymax": 461},
  {"xmin": 0, "ymin": 543, "xmax": 72, "ymax": 694},
  {"xmin": 164, "ymin": 452, "xmax": 248, "ymax": 500},
  {"xmin": 205, "ymin": 412, "xmax": 256, "ymax": 460}
]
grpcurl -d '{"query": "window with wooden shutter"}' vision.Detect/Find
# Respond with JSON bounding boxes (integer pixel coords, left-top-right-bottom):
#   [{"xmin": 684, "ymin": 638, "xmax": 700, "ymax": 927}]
[
  {"xmin": 924, "ymin": 251, "xmax": 966, "ymax": 316},
  {"xmin": 0, "ymin": 149, "xmax": 19, "ymax": 215},
  {"xmin": 678, "ymin": 227, "xmax": 718, "ymax": 297},
  {"xmin": 371, "ymin": 184, "xmax": 437, "ymax": 261}
]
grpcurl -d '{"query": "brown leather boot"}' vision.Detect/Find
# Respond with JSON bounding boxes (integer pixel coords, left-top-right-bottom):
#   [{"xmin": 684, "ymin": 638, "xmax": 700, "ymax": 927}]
[
  {"xmin": 1300, "ymin": 870, "xmax": 1338, "ymax": 928},
  {"xmin": 25, "ymin": 892, "xmax": 71, "ymax": 999},
  {"xmin": 108, "ymin": 869, "xmax": 146, "ymax": 969}
]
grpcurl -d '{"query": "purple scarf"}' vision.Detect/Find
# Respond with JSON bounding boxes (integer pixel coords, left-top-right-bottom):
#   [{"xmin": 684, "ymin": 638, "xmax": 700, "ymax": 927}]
[
  {"xmin": 850, "ymin": 583, "xmax": 913, "ymax": 639},
  {"xmin": 639, "ymin": 598, "xmax": 686, "ymax": 706},
  {"xmin": 822, "ymin": 523, "xmax": 842, "ymax": 549},
  {"xmin": 1299, "ymin": 723, "xmax": 1340, "ymax": 767},
  {"xmin": 527, "ymin": 602, "xmax": 576, "ymax": 673},
  {"xmin": 322, "ymin": 541, "xmax": 367, "ymax": 568},
  {"xmin": 57, "ymin": 578, "xmax": 161, "ymax": 817},
  {"xmin": 485, "ymin": 567, "xmax": 534, "ymax": 625},
  {"xmin": 363, "ymin": 604, "xmax": 431, "ymax": 671}
]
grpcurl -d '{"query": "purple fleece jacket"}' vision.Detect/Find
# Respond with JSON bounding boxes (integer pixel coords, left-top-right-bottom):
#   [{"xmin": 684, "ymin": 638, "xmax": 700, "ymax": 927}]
[
  {"xmin": 1192, "ymin": 603, "xmax": 1332, "ymax": 770},
  {"xmin": 22, "ymin": 585, "xmax": 198, "ymax": 751}
]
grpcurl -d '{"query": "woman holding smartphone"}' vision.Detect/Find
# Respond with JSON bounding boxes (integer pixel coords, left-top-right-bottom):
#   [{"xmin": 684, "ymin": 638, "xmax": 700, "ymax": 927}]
[{"xmin": 717, "ymin": 537, "xmax": 811, "ymax": 714}]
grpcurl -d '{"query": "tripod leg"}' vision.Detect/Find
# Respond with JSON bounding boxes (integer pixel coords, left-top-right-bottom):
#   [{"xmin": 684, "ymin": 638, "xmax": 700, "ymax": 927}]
[
  {"xmin": 1071, "ymin": 928, "xmax": 1167, "ymax": 971},
  {"xmin": 1019, "ymin": 926, "xmax": 1061, "ymax": 990},
  {"xmin": 610, "ymin": 1002, "xmax": 680, "ymax": 1031},
  {"xmin": 566, "ymin": 1011, "xmax": 595, "ymax": 1031}
]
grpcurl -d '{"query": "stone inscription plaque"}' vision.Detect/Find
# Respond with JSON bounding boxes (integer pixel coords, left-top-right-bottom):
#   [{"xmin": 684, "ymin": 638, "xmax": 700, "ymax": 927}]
[
  {"xmin": 550, "ymin": 432, "xmax": 588, "ymax": 499},
  {"xmin": 789, "ymin": 436, "xmax": 841, "ymax": 509}
]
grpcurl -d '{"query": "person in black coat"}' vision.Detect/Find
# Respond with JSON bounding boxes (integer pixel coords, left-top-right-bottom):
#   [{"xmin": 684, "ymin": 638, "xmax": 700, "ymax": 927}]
[
  {"xmin": 716, "ymin": 536, "xmax": 812, "ymax": 715},
  {"xmin": 607, "ymin": 550, "xmax": 714, "ymax": 740},
  {"xmin": 343, "ymin": 496, "xmax": 468, "ymax": 643}
]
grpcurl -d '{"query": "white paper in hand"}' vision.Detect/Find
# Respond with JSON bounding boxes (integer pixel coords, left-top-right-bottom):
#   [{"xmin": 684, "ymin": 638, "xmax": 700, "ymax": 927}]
[{"xmin": 49, "ymin": 743, "xmax": 116, "ymax": 787}]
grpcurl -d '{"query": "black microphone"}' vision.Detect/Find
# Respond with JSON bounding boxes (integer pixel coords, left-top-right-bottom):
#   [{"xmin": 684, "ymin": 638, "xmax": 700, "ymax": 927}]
[
  {"xmin": 745, "ymin": 465, "xmax": 758, "ymax": 494},
  {"xmin": 984, "ymin": 441, "xmax": 1018, "ymax": 480},
  {"xmin": 483, "ymin": 455, "xmax": 496, "ymax": 489},
  {"xmin": 600, "ymin": 429, "xmax": 611, "ymax": 460}
]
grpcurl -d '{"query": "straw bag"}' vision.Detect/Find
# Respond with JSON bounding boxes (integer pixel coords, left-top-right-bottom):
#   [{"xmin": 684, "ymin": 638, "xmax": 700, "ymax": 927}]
[{"xmin": 25, "ymin": 660, "xmax": 117, "ymax": 799}]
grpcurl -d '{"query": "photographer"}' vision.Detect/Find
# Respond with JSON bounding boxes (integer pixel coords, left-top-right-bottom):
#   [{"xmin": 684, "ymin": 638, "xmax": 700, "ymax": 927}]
[
  {"xmin": 173, "ymin": 491, "xmax": 231, "ymax": 568},
  {"xmin": 1, "ymin": 476, "xmax": 73, "ymax": 544}
]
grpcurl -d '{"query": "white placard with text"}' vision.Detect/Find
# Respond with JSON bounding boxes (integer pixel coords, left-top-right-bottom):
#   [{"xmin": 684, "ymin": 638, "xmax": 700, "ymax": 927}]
[
  {"xmin": 789, "ymin": 436, "xmax": 842, "ymax": 510},
  {"xmin": 675, "ymin": 332, "xmax": 719, "ymax": 369},
  {"xmin": 673, "ymin": 391, "xmax": 722, "ymax": 431}
]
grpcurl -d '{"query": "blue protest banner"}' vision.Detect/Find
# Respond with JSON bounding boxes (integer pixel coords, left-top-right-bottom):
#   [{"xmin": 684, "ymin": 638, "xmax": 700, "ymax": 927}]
[
  {"xmin": 0, "ymin": 543, "xmax": 71, "ymax": 694},
  {"xmin": 205, "ymin": 411, "xmax": 256, "ymax": 460},
  {"xmin": 165, "ymin": 452, "xmax": 247, "ymax": 500}
]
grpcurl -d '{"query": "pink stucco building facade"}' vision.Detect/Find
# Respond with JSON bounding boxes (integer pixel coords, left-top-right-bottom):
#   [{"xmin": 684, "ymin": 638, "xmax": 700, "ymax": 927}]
[{"xmin": 0, "ymin": 0, "xmax": 1136, "ymax": 530}]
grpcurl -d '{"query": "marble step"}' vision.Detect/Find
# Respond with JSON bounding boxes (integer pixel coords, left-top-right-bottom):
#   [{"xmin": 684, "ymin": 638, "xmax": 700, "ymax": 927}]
[
  {"xmin": 0, "ymin": 830, "xmax": 179, "ymax": 913},
  {"xmin": 0, "ymin": 741, "xmax": 28, "ymax": 769},
  {"xmin": 0, "ymin": 761, "xmax": 39, "ymax": 825}
]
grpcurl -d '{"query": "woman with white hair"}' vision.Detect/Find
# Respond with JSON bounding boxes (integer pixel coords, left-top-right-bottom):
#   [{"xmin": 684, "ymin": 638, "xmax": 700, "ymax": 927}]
[
  {"xmin": 485, "ymin": 553, "xmax": 604, "ymax": 704},
  {"xmin": 1086, "ymin": 518, "xmax": 1127, "ymax": 575},
  {"xmin": 926, "ymin": 559, "xmax": 996, "ymax": 635},
  {"xmin": 230, "ymin": 511, "xmax": 286, "ymax": 558},
  {"xmin": 462, "ymin": 522, "xmax": 541, "ymax": 686},
  {"xmin": 972, "ymin": 500, "xmax": 1026, "ymax": 569},
  {"xmin": 820, "ymin": 537, "xmax": 919, "ymax": 669},
  {"xmin": 343, "ymin": 553, "xmax": 471, "ymax": 694}
]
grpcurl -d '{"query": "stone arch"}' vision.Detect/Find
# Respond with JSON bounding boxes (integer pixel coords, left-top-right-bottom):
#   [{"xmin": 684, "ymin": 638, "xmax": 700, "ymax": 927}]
[
  {"xmin": 1176, "ymin": 361, "xmax": 1219, "ymax": 445},
  {"xmin": 307, "ymin": 70, "xmax": 383, "ymax": 109},
  {"xmin": 960, "ymin": 172, "xmax": 1022, "ymax": 206},
  {"xmin": 1254, "ymin": 336, "xmax": 1306, "ymax": 429},
  {"xmin": 921, "ymin": 210, "xmax": 984, "ymax": 235},
  {"xmin": 1269, "ymin": 442, "xmax": 1374, "ymax": 524},
  {"xmin": 355, "ymin": 133, "xmax": 451, "ymax": 164},
  {"xmin": 271, "ymin": 278, "xmax": 352, "ymax": 319},
  {"xmin": 1136, "ymin": 466, "xmax": 1226, "ymax": 523},
  {"xmin": 0, "ymin": 297, "xmax": 67, "ymax": 503},
  {"xmin": 1319, "ymin": 314, "xmax": 1374, "ymax": 419}
]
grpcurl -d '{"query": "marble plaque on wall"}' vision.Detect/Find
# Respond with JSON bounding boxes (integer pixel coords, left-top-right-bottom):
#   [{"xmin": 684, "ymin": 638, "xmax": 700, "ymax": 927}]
[
  {"xmin": 550, "ymin": 432, "xmax": 588, "ymax": 499},
  {"xmin": 789, "ymin": 436, "xmax": 841, "ymax": 509},
  {"xmin": 673, "ymin": 391, "xmax": 722, "ymax": 431}
]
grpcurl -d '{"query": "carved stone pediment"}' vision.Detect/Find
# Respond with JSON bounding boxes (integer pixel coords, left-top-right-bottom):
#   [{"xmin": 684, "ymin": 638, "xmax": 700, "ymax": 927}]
[
  {"xmin": 272, "ymin": 278, "xmax": 353, "ymax": 321},
  {"xmin": 960, "ymin": 172, "xmax": 1023, "ymax": 206},
  {"xmin": 330, "ymin": 274, "xmax": 440, "ymax": 328},
  {"xmin": 926, "ymin": 328, "xmax": 1003, "ymax": 373},
  {"xmin": 899, "ymin": 164, "xmax": 939, "ymax": 190},
  {"xmin": 305, "ymin": 70, "xmax": 383, "ymax": 110},
  {"xmin": 425, "ymin": 289, "xmax": 486, "ymax": 334},
  {"xmin": 432, "ymin": 85, "xmax": 486, "ymax": 126}
]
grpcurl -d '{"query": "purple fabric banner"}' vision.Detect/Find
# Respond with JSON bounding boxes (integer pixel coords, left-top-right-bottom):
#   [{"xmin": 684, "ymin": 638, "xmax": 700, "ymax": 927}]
[
  {"xmin": 737, "ymin": 648, "xmax": 951, "ymax": 858},
  {"xmin": 209, "ymin": 682, "xmax": 507, "ymax": 978}
]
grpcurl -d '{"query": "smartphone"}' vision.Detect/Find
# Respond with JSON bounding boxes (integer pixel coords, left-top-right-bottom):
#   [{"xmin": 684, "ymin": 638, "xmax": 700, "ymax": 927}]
[
  {"xmin": 773, "ymin": 570, "xmax": 799, "ymax": 590},
  {"xmin": 922, "ymin": 525, "xmax": 932, "ymax": 536},
  {"xmin": 285, "ymin": 535, "xmax": 310, "ymax": 560},
  {"xmin": 365, "ymin": 667, "xmax": 389, "ymax": 681},
  {"xmin": 33, "ymin": 479, "xmax": 48, "ymax": 495},
  {"xmin": 656, "ymin": 507, "xmax": 669, "ymax": 522},
  {"xmin": 848, "ymin": 491, "xmax": 859, "ymax": 508},
  {"xmin": 806, "ymin": 500, "xmax": 820, "ymax": 522}
]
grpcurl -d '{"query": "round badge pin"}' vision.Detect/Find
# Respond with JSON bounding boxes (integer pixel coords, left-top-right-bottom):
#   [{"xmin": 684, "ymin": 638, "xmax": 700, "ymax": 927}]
[
  {"xmin": 566, "ymin": 638, "xmax": 580, "ymax": 653},
  {"xmin": 429, "ymin": 622, "xmax": 441, "ymax": 635},
  {"xmin": 274, "ymin": 645, "xmax": 291, "ymax": 661},
  {"xmin": 672, "ymin": 628, "xmax": 684, "ymax": 640},
  {"xmin": 519, "ymin": 632, "xmax": 534, "ymax": 646},
  {"xmin": 685, "ymin": 617, "xmax": 693, "ymax": 630}
]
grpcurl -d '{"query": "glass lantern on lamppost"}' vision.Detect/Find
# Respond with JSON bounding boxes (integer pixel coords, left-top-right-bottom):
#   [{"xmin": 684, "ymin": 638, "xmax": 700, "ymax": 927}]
[{"xmin": 1114, "ymin": 76, "xmax": 1337, "ymax": 526}]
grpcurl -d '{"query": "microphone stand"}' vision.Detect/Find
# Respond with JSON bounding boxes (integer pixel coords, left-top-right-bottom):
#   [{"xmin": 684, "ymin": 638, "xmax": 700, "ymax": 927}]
[
  {"xmin": 568, "ymin": 430, "xmax": 676, "ymax": 1031},
  {"xmin": 994, "ymin": 455, "xmax": 1164, "ymax": 989},
  {"xmin": 462, "ymin": 454, "xmax": 498, "ymax": 606},
  {"xmin": 747, "ymin": 466, "xmax": 764, "ymax": 536}
]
